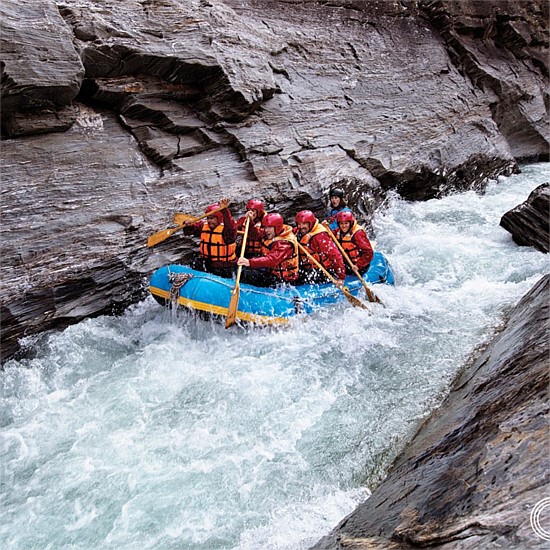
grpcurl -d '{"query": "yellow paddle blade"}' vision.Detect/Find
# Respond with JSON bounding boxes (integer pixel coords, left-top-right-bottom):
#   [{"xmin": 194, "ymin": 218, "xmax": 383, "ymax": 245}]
[
  {"xmin": 343, "ymin": 287, "xmax": 369, "ymax": 309},
  {"xmin": 173, "ymin": 213, "xmax": 196, "ymax": 225},
  {"xmin": 148, "ymin": 205, "xmax": 228, "ymax": 248},
  {"xmin": 147, "ymin": 224, "xmax": 184, "ymax": 247},
  {"xmin": 363, "ymin": 284, "xmax": 381, "ymax": 304},
  {"xmin": 225, "ymin": 284, "xmax": 240, "ymax": 328}
]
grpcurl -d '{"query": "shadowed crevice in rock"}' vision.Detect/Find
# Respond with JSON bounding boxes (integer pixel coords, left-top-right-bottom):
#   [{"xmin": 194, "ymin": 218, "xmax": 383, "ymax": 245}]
[{"xmin": 349, "ymin": 149, "xmax": 519, "ymax": 201}]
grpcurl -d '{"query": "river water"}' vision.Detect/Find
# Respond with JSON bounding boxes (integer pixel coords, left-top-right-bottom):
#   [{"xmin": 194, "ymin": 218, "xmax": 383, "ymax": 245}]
[{"xmin": 1, "ymin": 163, "xmax": 549, "ymax": 550}]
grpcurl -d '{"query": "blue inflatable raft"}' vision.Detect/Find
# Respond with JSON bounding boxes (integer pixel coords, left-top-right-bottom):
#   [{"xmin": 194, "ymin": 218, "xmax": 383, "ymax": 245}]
[{"xmin": 149, "ymin": 251, "xmax": 395, "ymax": 325}]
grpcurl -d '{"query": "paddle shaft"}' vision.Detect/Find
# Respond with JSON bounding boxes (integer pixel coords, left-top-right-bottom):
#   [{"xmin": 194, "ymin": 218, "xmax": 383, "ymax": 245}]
[
  {"xmin": 235, "ymin": 217, "xmax": 250, "ymax": 284},
  {"xmin": 322, "ymin": 221, "xmax": 381, "ymax": 304},
  {"xmin": 296, "ymin": 242, "xmax": 368, "ymax": 310},
  {"xmin": 225, "ymin": 216, "xmax": 251, "ymax": 328},
  {"xmin": 148, "ymin": 205, "xmax": 226, "ymax": 247},
  {"xmin": 173, "ymin": 206, "xmax": 229, "ymax": 226}
]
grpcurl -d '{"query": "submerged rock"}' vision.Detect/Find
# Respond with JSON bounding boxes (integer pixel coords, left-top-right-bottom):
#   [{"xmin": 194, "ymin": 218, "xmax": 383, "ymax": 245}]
[
  {"xmin": 311, "ymin": 274, "xmax": 550, "ymax": 549},
  {"xmin": 501, "ymin": 183, "xmax": 550, "ymax": 253}
]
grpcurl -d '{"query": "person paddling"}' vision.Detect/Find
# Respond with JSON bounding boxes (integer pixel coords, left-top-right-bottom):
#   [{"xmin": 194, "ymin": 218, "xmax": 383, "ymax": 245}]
[
  {"xmin": 334, "ymin": 211, "xmax": 374, "ymax": 275},
  {"xmin": 183, "ymin": 198, "xmax": 237, "ymax": 279},
  {"xmin": 294, "ymin": 210, "xmax": 346, "ymax": 288},
  {"xmin": 237, "ymin": 213, "xmax": 299, "ymax": 287},
  {"xmin": 234, "ymin": 199, "xmax": 267, "ymax": 258}
]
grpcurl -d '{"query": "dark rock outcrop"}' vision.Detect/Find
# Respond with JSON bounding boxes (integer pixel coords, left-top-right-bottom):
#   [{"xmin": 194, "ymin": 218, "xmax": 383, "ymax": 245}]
[
  {"xmin": 311, "ymin": 273, "xmax": 550, "ymax": 550},
  {"xmin": 0, "ymin": 1, "xmax": 84, "ymax": 136},
  {"xmin": 1, "ymin": 0, "xmax": 548, "ymax": 360},
  {"xmin": 501, "ymin": 183, "xmax": 550, "ymax": 252}
]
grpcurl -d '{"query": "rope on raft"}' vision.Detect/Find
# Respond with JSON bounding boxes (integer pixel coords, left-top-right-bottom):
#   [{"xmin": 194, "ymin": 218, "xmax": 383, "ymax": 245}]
[{"xmin": 168, "ymin": 272, "xmax": 194, "ymax": 305}]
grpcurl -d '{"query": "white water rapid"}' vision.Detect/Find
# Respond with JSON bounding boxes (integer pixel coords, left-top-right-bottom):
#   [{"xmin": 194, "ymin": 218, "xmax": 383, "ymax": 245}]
[{"xmin": 2, "ymin": 163, "xmax": 549, "ymax": 550}]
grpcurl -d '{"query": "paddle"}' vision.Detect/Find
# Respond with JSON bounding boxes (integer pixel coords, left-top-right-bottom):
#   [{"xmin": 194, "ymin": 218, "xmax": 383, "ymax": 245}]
[
  {"xmin": 322, "ymin": 221, "xmax": 382, "ymax": 304},
  {"xmin": 147, "ymin": 205, "xmax": 226, "ymax": 248},
  {"xmin": 225, "ymin": 216, "xmax": 251, "ymax": 328},
  {"xmin": 173, "ymin": 212, "xmax": 196, "ymax": 225},
  {"xmin": 296, "ymin": 242, "xmax": 369, "ymax": 310},
  {"xmin": 175, "ymin": 214, "xmax": 250, "ymax": 237}
]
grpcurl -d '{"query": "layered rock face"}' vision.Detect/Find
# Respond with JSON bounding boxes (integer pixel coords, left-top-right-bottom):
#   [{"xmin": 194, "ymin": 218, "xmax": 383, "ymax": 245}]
[
  {"xmin": 312, "ymin": 273, "xmax": 550, "ymax": 550},
  {"xmin": 501, "ymin": 183, "xmax": 550, "ymax": 252},
  {"xmin": 1, "ymin": 0, "xmax": 548, "ymax": 359}
]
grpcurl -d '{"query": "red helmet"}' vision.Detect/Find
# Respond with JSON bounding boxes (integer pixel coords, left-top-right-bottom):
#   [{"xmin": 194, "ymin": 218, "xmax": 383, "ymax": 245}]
[
  {"xmin": 246, "ymin": 199, "xmax": 265, "ymax": 215},
  {"xmin": 262, "ymin": 213, "xmax": 284, "ymax": 234},
  {"xmin": 295, "ymin": 210, "xmax": 317, "ymax": 226},
  {"xmin": 205, "ymin": 203, "xmax": 223, "ymax": 222},
  {"xmin": 337, "ymin": 210, "xmax": 355, "ymax": 223}
]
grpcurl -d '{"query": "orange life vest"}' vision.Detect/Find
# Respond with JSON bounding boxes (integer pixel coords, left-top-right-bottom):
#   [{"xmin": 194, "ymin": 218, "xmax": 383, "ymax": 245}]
[
  {"xmin": 261, "ymin": 225, "xmax": 299, "ymax": 282},
  {"xmin": 299, "ymin": 221, "xmax": 332, "ymax": 271},
  {"xmin": 338, "ymin": 221, "xmax": 366, "ymax": 263},
  {"xmin": 199, "ymin": 223, "xmax": 237, "ymax": 262}
]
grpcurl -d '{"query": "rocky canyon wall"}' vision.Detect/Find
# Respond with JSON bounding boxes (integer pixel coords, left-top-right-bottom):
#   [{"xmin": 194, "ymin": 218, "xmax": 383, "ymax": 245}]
[
  {"xmin": 1, "ymin": 0, "xmax": 548, "ymax": 360},
  {"xmin": 311, "ymin": 273, "xmax": 549, "ymax": 550}
]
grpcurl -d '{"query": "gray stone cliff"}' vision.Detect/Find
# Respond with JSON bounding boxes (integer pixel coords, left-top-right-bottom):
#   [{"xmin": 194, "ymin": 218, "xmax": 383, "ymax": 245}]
[
  {"xmin": 1, "ymin": 0, "xmax": 548, "ymax": 359},
  {"xmin": 1, "ymin": 2, "xmax": 549, "ymax": 546}
]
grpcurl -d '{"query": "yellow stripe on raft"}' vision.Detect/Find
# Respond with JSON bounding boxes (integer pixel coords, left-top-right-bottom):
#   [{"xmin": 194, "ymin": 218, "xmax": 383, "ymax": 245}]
[{"xmin": 150, "ymin": 286, "xmax": 290, "ymax": 326}]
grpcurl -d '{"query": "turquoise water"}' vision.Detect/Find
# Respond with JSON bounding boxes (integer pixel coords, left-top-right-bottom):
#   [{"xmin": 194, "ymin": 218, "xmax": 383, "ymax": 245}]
[{"xmin": 1, "ymin": 163, "xmax": 549, "ymax": 549}]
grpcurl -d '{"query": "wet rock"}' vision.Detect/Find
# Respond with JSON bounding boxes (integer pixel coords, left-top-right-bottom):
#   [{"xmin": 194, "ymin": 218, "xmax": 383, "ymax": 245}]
[
  {"xmin": 0, "ymin": 0, "xmax": 84, "ymax": 137},
  {"xmin": 500, "ymin": 183, "xmax": 550, "ymax": 253},
  {"xmin": 422, "ymin": 0, "xmax": 549, "ymax": 163},
  {"xmin": 1, "ymin": 0, "xmax": 548, "ymax": 360},
  {"xmin": 311, "ymin": 274, "xmax": 550, "ymax": 550}
]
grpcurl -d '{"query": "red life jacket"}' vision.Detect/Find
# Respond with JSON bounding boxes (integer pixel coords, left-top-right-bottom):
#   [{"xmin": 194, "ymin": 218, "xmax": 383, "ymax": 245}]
[
  {"xmin": 261, "ymin": 225, "xmax": 299, "ymax": 282},
  {"xmin": 299, "ymin": 222, "xmax": 332, "ymax": 271},
  {"xmin": 338, "ymin": 221, "xmax": 365, "ymax": 263}
]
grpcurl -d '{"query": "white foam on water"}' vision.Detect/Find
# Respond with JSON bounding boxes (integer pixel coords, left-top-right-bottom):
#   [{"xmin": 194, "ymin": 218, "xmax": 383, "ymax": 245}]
[{"xmin": 1, "ymin": 163, "xmax": 548, "ymax": 549}]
